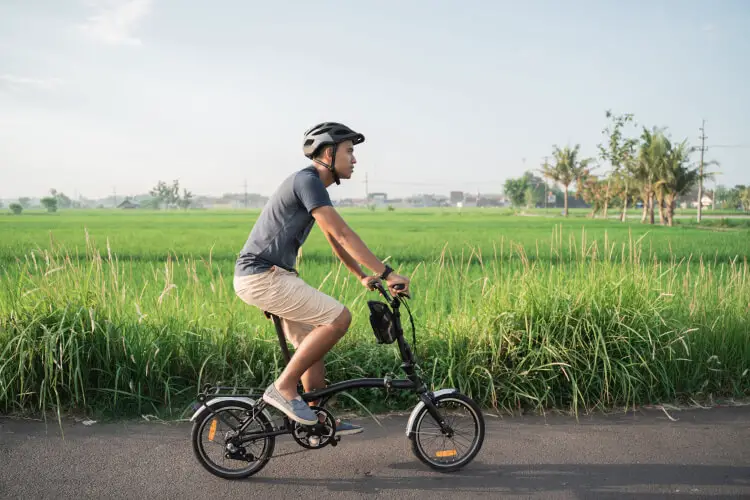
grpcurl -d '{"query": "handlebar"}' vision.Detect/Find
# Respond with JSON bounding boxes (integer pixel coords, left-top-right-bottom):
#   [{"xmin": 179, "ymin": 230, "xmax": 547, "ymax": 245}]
[
  {"xmin": 369, "ymin": 279, "xmax": 410, "ymax": 301},
  {"xmin": 369, "ymin": 279, "xmax": 417, "ymax": 353},
  {"xmin": 371, "ymin": 280, "xmax": 417, "ymax": 354}
]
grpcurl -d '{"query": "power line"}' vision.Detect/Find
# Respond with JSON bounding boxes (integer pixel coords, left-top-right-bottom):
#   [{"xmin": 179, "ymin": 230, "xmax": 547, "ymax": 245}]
[
  {"xmin": 707, "ymin": 144, "xmax": 750, "ymax": 149},
  {"xmin": 364, "ymin": 179, "xmax": 508, "ymax": 188}
]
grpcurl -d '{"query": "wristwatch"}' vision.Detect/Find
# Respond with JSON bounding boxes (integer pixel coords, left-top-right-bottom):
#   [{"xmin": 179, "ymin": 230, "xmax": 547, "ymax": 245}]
[{"xmin": 379, "ymin": 264, "xmax": 394, "ymax": 280}]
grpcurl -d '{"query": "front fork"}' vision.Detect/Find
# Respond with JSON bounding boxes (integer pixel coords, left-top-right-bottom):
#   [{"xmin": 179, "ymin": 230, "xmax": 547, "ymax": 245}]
[{"xmin": 418, "ymin": 391, "xmax": 455, "ymax": 437}]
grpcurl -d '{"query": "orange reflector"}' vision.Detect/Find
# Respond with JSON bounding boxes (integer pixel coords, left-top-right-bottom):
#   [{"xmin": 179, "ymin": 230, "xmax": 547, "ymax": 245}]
[
  {"xmin": 435, "ymin": 449, "xmax": 457, "ymax": 458},
  {"xmin": 208, "ymin": 419, "xmax": 217, "ymax": 441}
]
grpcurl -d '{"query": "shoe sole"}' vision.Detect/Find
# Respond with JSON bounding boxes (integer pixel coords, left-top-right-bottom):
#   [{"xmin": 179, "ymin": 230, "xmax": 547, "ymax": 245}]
[
  {"xmin": 336, "ymin": 428, "xmax": 364, "ymax": 436},
  {"xmin": 262, "ymin": 393, "xmax": 318, "ymax": 426}
]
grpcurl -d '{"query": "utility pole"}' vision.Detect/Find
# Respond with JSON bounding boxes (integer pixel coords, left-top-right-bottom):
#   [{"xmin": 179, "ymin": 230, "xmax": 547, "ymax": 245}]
[
  {"xmin": 365, "ymin": 172, "xmax": 369, "ymax": 200},
  {"xmin": 697, "ymin": 120, "xmax": 706, "ymax": 223},
  {"xmin": 543, "ymin": 156, "xmax": 549, "ymax": 211},
  {"xmin": 244, "ymin": 179, "xmax": 248, "ymax": 208}
]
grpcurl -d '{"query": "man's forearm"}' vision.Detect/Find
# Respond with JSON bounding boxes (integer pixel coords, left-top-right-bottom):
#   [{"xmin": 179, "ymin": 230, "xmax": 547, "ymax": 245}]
[
  {"xmin": 313, "ymin": 206, "xmax": 388, "ymax": 276},
  {"xmin": 329, "ymin": 236, "xmax": 367, "ymax": 278},
  {"xmin": 334, "ymin": 228, "xmax": 387, "ymax": 276}
]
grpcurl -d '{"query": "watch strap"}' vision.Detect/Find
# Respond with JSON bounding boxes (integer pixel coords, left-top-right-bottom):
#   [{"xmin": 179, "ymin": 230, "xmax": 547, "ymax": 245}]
[{"xmin": 379, "ymin": 264, "xmax": 393, "ymax": 280}]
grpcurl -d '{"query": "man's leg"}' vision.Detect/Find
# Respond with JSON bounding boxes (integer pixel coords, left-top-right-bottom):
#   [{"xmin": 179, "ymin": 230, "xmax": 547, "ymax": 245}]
[
  {"xmin": 273, "ymin": 307, "xmax": 351, "ymax": 401},
  {"xmin": 301, "ymin": 360, "xmax": 325, "ymax": 395},
  {"xmin": 280, "ymin": 319, "xmax": 326, "ymax": 401},
  {"xmin": 282, "ymin": 318, "xmax": 364, "ymax": 435},
  {"xmin": 246, "ymin": 267, "xmax": 352, "ymax": 424}
]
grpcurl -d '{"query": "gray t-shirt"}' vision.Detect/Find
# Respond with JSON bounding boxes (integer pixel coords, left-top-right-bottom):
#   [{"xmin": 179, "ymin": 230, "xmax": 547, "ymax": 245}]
[{"xmin": 235, "ymin": 166, "xmax": 333, "ymax": 276}]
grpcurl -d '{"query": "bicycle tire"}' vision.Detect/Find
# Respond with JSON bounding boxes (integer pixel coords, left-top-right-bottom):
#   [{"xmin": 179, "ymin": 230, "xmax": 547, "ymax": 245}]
[
  {"xmin": 410, "ymin": 392, "xmax": 485, "ymax": 472},
  {"xmin": 191, "ymin": 399, "xmax": 276, "ymax": 479}
]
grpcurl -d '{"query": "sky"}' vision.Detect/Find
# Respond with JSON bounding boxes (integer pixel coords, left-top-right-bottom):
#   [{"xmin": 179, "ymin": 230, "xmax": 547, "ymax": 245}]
[{"xmin": 1, "ymin": 0, "xmax": 748, "ymax": 201}]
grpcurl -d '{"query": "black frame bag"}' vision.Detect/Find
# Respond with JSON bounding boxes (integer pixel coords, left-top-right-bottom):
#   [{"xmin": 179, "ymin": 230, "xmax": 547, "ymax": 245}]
[{"xmin": 367, "ymin": 300, "xmax": 398, "ymax": 344}]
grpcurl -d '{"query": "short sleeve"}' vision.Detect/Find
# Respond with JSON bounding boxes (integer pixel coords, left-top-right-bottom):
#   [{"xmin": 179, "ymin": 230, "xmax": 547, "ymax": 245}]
[{"xmin": 294, "ymin": 170, "xmax": 333, "ymax": 213}]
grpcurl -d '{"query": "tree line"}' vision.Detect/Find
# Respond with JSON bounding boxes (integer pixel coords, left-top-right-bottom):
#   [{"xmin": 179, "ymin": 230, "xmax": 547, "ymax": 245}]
[
  {"xmin": 504, "ymin": 110, "xmax": 750, "ymax": 225},
  {"xmin": 6, "ymin": 180, "xmax": 194, "ymax": 213},
  {"xmin": 7, "ymin": 189, "xmax": 77, "ymax": 214},
  {"xmin": 93, "ymin": 179, "xmax": 194, "ymax": 210}
]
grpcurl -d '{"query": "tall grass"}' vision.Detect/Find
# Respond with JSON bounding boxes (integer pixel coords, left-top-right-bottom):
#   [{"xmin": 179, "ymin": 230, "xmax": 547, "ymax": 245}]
[{"xmin": 0, "ymin": 226, "xmax": 748, "ymax": 421}]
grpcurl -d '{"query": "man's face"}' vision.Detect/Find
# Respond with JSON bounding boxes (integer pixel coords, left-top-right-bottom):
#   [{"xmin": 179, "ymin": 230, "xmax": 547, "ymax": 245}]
[{"xmin": 333, "ymin": 140, "xmax": 356, "ymax": 180}]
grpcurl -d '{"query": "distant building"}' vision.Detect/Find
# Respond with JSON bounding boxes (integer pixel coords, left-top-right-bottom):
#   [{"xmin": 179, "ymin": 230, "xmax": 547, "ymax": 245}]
[
  {"xmin": 676, "ymin": 187, "xmax": 713, "ymax": 209},
  {"xmin": 476, "ymin": 193, "xmax": 507, "ymax": 207},
  {"xmin": 368, "ymin": 192, "xmax": 388, "ymax": 206},
  {"xmin": 694, "ymin": 195, "xmax": 713, "ymax": 209},
  {"xmin": 117, "ymin": 199, "xmax": 139, "ymax": 209}
]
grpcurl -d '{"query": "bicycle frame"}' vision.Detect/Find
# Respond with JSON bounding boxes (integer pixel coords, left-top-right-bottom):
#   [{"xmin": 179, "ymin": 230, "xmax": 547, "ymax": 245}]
[{"xmin": 193, "ymin": 282, "xmax": 454, "ymax": 444}]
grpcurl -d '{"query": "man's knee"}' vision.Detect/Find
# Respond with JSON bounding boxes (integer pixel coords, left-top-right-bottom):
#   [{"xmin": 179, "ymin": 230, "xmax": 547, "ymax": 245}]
[{"xmin": 333, "ymin": 307, "xmax": 352, "ymax": 332}]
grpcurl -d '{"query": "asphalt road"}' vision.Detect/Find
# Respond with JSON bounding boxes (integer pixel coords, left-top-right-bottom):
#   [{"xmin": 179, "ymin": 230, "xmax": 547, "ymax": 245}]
[{"xmin": 1, "ymin": 406, "xmax": 749, "ymax": 499}]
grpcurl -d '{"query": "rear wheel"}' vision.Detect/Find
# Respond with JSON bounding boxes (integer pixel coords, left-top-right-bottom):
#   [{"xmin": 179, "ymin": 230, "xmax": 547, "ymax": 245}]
[
  {"xmin": 410, "ymin": 392, "xmax": 485, "ymax": 472},
  {"xmin": 191, "ymin": 399, "xmax": 276, "ymax": 479}
]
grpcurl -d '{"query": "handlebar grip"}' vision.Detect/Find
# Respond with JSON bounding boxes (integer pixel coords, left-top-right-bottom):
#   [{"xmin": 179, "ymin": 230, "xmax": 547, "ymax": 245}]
[
  {"xmin": 391, "ymin": 283, "xmax": 410, "ymax": 298},
  {"xmin": 371, "ymin": 280, "xmax": 409, "ymax": 299}
]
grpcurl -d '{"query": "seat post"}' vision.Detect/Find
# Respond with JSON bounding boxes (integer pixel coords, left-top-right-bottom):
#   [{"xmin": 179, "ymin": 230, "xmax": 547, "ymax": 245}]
[{"xmin": 265, "ymin": 311, "xmax": 292, "ymax": 365}]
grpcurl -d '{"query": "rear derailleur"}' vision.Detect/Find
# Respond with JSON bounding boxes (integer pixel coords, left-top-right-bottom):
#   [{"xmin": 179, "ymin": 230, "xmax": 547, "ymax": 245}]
[{"xmin": 224, "ymin": 440, "xmax": 256, "ymax": 462}]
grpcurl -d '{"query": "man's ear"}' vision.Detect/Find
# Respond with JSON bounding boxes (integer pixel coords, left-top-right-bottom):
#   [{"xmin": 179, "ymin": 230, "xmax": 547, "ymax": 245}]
[{"xmin": 321, "ymin": 145, "xmax": 334, "ymax": 162}]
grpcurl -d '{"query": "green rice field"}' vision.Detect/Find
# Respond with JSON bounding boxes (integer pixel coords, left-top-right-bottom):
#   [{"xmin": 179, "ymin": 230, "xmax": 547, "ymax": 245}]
[{"xmin": 1, "ymin": 209, "xmax": 749, "ymax": 420}]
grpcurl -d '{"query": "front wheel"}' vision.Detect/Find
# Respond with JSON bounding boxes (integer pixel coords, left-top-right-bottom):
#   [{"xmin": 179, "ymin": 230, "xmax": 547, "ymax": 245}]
[{"xmin": 410, "ymin": 392, "xmax": 485, "ymax": 472}]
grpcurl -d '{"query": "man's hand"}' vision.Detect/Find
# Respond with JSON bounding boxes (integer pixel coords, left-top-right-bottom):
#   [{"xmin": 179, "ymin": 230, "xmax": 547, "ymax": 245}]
[
  {"xmin": 361, "ymin": 273, "xmax": 411, "ymax": 296},
  {"xmin": 385, "ymin": 272, "xmax": 410, "ymax": 295},
  {"xmin": 360, "ymin": 275, "xmax": 380, "ymax": 290}
]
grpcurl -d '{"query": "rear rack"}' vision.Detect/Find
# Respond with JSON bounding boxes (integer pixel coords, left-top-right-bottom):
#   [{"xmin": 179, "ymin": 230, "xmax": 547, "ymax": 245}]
[
  {"xmin": 196, "ymin": 383, "xmax": 265, "ymax": 402},
  {"xmin": 196, "ymin": 310, "xmax": 298, "ymax": 404}
]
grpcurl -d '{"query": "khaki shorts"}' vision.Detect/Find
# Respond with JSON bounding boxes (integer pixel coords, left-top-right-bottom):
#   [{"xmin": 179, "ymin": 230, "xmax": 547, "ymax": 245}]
[{"xmin": 233, "ymin": 266, "xmax": 345, "ymax": 348}]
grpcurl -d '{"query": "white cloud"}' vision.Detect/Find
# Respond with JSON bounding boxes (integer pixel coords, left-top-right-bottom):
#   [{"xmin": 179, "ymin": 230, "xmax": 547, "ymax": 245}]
[
  {"xmin": 78, "ymin": 0, "xmax": 152, "ymax": 46},
  {"xmin": 0, "ymin": 74, "xmax": 64, "ymax": 91}
]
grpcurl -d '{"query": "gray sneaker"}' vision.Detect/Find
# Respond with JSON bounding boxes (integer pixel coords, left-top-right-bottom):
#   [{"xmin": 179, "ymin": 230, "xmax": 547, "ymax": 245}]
[
  {"xmin": 262, "ymin": 383, "xmax": 318, "ymax": 425},
  {"xmin": 335, "ymin": 419, "xmax": 363, "ymax": 436}
]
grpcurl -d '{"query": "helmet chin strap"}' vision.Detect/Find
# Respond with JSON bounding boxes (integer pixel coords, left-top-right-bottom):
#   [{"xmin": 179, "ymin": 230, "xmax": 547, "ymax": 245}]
[{"xmin": 313, "ymin": 147, "xmax": 340, "ymax": 185}]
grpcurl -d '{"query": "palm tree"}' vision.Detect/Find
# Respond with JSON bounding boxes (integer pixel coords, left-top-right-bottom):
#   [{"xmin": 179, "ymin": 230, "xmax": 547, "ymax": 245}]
[
  {"xmin": 740, "ymin": 187, "xmax": 750, "ymax": 213},
  {"xmin": 540, "ymin": 144, "xmax": 591, "ymax": 217},
  {"xmin": 633, "ymin": 127, "xmax": 669, "ymax": 224},
  {"xmin": 658, "ymin": 139, "xmax": 699, "ymax": 226},
  {"xmin": 578, "ymin": 174, "xmax": 608, "ymax": 218},
  {"xmin": 654, "ymin": 178, "xmax": 669, "ymax": 225},
  {"xmin": 615, "ymin": 153, "xmax": 640, "ymax": 221},
  {"xmin": 652, "ymin": 134, "xmax": 678, "ymax": 225}
]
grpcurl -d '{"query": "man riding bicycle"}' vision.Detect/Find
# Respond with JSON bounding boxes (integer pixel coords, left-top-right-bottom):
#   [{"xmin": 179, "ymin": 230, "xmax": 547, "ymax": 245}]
[{"xmin": 233, "ymin": 122, "xmax": 411, "ymax": 434}]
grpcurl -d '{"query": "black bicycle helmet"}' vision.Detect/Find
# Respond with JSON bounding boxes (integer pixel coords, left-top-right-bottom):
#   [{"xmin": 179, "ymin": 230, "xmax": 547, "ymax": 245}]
[
  {"xmin": 302, "ymin": 122, "xmax": 365, "ymax": 185},
  {"xmin": 302, "ymin": 122, "xmax": 365, "ymax": 159}
]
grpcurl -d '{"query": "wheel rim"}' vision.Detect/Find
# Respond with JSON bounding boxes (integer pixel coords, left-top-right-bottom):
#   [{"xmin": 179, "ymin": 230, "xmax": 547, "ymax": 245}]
[
  {"xmin": 413, "ymin": 397, "xmax": 481, "ymax": 468},
  {"xmin": 196, "ymin": 405, "xmax": 272, "ymax": 476}
]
